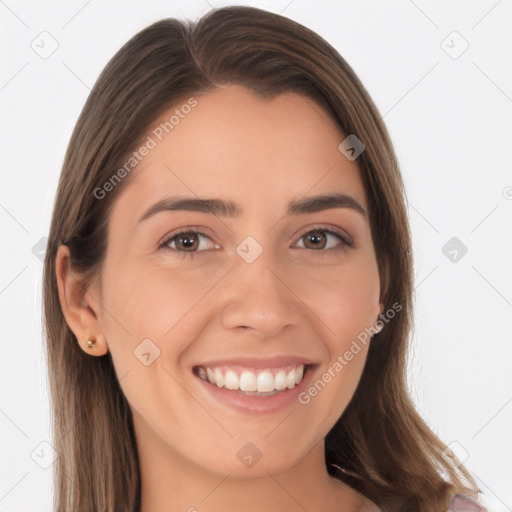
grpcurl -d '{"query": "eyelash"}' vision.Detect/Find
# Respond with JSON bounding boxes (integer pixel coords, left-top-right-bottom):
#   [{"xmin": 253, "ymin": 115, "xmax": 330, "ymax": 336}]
[{"xmin": 158, "ymin": 226, "xmax": 355, "ymax": 259}]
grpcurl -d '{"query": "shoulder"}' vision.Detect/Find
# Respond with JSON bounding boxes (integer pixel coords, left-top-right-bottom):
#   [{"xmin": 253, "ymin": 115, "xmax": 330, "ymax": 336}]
[
  {"xmin": 358, "ymin": 493, "xmax": 487, "ymax": 512},
  {"xmin": 357, "ymin": 497, "xmax": 382, "ymax": 512},
  {"xmin": 449, "ymin": 494, "xmax": 487, "ymax": 511}
]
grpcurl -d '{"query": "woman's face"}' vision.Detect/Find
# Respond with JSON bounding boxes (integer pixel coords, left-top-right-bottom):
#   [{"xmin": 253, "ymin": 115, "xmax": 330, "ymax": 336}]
[{"xmin": 87, "ymin": 84, "xmax": 381, "ymax": 478}]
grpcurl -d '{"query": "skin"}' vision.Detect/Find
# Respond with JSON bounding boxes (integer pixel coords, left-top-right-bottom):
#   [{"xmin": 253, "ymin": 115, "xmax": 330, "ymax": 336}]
[{"xmin": 56, "ymin": 84, "xmax": 383, "ymax": 511}]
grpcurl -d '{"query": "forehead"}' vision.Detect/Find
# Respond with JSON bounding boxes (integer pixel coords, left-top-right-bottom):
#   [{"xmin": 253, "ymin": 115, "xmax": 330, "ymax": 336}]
[{"xmin": 111, "ymin": 84, "xmax": 367, "ymax": 221}]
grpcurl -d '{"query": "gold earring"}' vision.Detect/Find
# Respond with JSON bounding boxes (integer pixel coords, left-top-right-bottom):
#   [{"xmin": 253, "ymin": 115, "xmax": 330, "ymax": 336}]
[{"xmin": 86, "ymin": 339, "xmax": 96, "ymax": 349}]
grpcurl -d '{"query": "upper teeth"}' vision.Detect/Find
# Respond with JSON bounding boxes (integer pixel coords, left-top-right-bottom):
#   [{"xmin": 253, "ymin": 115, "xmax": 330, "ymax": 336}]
[{"xmin": 196, "ymin": 364, "xmax": 305, "ymax": 393}]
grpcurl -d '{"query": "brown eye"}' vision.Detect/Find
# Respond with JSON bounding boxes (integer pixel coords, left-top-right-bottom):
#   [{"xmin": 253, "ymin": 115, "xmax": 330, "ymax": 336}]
[
  {"xmin": 174, "ymin": 232, "xmax": 199, "ymax": 251},
  {"xmin": 294, "ymin": 228, "xmax": 352, "ymax": 251},
  {"xmin": 303, "ymin": 230, "xmax": 328, "ymax": 249},
  {"xmin": 159, "ymin": 229, "xmax": 217, "ymax": 253}
]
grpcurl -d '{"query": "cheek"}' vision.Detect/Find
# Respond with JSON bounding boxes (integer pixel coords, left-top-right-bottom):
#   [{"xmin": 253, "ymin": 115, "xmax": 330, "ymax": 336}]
[
  {"xmin": 292, "ymin": 254, "xmax": 381, "ymax": 341},
  {"xmin": 101, "ymin": 262, "xmax": 209, "ymax": 330},
  {"xmin": 293, "ymin": 252, "xmax": 379, "ymax": 413},
  {"xmin": 98, "ymin": 262, "xmax": 226, "ymax": 374}
]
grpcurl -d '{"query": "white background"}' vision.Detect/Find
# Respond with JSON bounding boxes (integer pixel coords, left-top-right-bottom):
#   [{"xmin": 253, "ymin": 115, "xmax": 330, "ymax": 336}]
[{"xmin": 1, "ymin": 1, "xmax": 511, "ymax": 511}]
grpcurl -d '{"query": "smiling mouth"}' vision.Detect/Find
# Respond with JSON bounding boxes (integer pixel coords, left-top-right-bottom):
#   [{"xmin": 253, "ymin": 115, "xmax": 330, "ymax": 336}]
[{"xmin": 192, "ymin": 363, "xmax": 310, "ymax": 397}]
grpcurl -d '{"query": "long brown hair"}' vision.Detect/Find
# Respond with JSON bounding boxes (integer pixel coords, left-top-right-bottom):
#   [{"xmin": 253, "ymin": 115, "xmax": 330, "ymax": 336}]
[{"xmin": 43, "ymin": 6, "xmax": 481, "ymax": 511}]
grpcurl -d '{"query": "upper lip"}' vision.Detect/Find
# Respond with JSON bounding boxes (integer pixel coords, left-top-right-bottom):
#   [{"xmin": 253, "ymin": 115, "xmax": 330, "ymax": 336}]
[{"xmin": 193, "ymin": 355, "xmax": 318, "ymax": 369}]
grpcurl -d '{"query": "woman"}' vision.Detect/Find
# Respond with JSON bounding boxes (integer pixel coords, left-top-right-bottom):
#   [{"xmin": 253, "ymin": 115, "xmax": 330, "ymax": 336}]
[{"xmin": 43, "ymin": 6, "xmax": 485, "ymax": 511}]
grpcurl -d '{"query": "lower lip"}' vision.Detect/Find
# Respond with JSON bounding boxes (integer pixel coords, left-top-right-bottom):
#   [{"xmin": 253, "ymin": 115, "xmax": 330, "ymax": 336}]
[{"xmin": 194, "ymin": 366, "xmax": 316, "ymax": 414}]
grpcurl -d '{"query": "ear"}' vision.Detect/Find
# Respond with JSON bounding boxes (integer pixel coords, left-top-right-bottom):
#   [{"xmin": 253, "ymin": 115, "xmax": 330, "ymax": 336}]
[
  {"xmin": 379, "ymin": 256, "xmax": 390, "ymax": 313},
  {"xmin": 55, "ymin": 244, "xmax": 109, "ymax": 356},
  {"xmin": 373, "ymin": 257, "xmax": 389, "ymax": 327}
]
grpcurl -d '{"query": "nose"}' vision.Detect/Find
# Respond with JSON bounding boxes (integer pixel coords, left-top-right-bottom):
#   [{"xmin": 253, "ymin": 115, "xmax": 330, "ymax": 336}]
[{"xmin": 219, "ymin": 250, "xmax": 302, "ymax": 338}]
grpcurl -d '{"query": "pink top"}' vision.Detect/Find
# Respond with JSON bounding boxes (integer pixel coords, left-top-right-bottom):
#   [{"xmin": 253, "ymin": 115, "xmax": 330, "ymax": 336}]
[
  {"xmin": 449, "ymin": 494, "xmax": 486, "ymax": 511},
  {"xmin": 328, "ymin": 464, "xmax": 486, "ymax": 511},
  {"xmin": 358, "ymin": 492, "xmax": 486, "ymax": 511},
  {"xmin": 359, "ymin": 493, "xmax": 486, "ymax": 511}
]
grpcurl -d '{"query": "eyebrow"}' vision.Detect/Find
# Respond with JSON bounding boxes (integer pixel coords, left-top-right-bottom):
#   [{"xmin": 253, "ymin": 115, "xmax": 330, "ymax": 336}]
[{"xmin": 137, "ymin": 193, "xmax": 367, "ymax": 224}]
